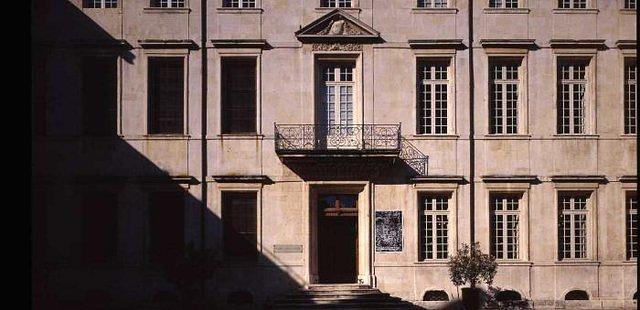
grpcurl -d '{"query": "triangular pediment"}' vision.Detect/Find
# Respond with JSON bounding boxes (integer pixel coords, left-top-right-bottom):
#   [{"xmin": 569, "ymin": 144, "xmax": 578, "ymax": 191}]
[{"xmin": 295, "ymin": 9, "xmax": 381, "ymax": 43}]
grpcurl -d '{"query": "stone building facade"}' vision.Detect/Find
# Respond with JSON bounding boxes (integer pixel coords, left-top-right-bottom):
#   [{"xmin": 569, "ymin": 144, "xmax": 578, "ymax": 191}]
[{"xmin": 32, "ymin": 0, "xmax": 637, "ymax": 308}]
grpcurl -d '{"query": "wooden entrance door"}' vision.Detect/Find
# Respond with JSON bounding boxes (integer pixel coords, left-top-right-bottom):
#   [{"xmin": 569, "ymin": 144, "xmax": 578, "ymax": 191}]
[{"xmin": 317, "ymin": 194, "xmax": 358, "ymax": 283}]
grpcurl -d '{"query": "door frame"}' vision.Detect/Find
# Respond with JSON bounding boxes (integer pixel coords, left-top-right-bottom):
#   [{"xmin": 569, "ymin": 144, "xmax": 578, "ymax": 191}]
[{"xmin": 304, "ymin": 181, "xmax": 372, "ymax": 285}]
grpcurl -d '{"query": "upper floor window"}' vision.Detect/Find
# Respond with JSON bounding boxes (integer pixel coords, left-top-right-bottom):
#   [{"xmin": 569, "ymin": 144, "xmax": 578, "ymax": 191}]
[
  {"xmin": 489, "ymin": 0, "xmax": 518, "ymax": 8},
  {"xmin": 81, "ymin": 56, "xmax": 117, "ymax": 136},
  {"xmin": 490, "ymin": 58, "xmax": 521, "ymax": 134},
  {"xmin": 490, "ymin": 194, "xmax": 521, "ymax": 260},
  {"xmin": 417, "ymin": 0, "xmax": 448, "ymax": 8},
  {"xmin": 627, "ymin": 192, "xmax": 638, "ymax": 260},
  {"xmin": 558, "ymin": 192, "xmax": 590, "ymax": 260},
  {"xmin": 222, "ymin": 0, "xmax": 255, "ymax": 8},
  {"xmin": 624, "ymin": 0, "xmax": 636, "ymax": 9},
  {"xmin": 148, "ymin": 57, "xmax": 184, "ymax": 134},
  {"xmin": 321, "ymin": 63, "xmax": 355, "ymax": 127},
  {"xmin": 417, "ymin": 58, "xmax": 451, "ymax": 134},
  {"xmin": 557, "ymin": 58, "xmax": 590, "ymax": 134},
  {"xmin": 320, "ymin": 0, "xmax": 352, "ymax": 7},
  {"xmin": 151, "ymin": 0, "xmax": 185, "ymax": 8},
  {"xmin": 624, "ymin": 58, "xmax": 637, "ymax": 135},
  {"xmin": 221, "ymin": 57, "xmax": 257, "ymax": 134},
  {"xmin": 419, "ymin": 193, "xmax": 450, "ymax": 260},
  {"xmin": 84, "ymin": 0, "xmax": 118, "ymax": 8},
  {"xmin": 559, "ymin": 0, "xmax": 586, "ymax": 8},
  {"xmin": 222, "ymin": 192, "xmax": 258, "ymax": 260}
]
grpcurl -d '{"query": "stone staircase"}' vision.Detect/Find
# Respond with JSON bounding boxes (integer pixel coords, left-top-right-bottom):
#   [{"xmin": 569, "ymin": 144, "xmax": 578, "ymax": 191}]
[{"xmin": 266, "ymin": 284, "xmax": 421, "ymax": 309}]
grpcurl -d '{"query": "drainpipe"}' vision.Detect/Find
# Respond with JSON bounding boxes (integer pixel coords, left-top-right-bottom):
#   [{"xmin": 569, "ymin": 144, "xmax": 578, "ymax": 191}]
[
  {"xmin": 468, "ymin": 0, "xmax": 476, "ymax": 245},
  {"xmin": 200, "ymin": 0, "xmax": 208, "ymax": 304}
]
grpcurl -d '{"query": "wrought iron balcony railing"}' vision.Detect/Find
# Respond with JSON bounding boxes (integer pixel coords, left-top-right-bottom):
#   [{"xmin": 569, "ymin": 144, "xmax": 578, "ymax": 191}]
[{"xmin": 274, "ymin": 123, "xmax": 401, "ymax": 153}]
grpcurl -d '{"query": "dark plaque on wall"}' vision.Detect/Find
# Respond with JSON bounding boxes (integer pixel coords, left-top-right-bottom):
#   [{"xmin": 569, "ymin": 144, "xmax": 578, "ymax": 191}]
[{"xmin": 375, "ymin": 211, "xmax": 403, "ymax": 252}]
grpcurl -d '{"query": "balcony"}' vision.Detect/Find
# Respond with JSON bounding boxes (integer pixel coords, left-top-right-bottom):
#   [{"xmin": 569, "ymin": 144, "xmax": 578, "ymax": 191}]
[{"xmin": 274, "ymin": 124, "xmax": 401, "ymax": 155}]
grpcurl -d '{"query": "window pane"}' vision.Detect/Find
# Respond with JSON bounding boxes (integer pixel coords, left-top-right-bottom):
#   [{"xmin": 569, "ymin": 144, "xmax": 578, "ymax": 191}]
[
  {"xmin": 148, "ymin": 57, "xmax": 184, "ymax": 134},
  {"xmin": 557, "ymin": 60, "xmax": 588, "ymax": 134},
  {"xmin": 149, "ymin": 192, "xmax": 184, "ymax": 265},
  {"xmin": 82, "ymin": 56, "xmax": 118, "ymax": 136},
  {"xmin": 558, "ymin": 192, "xmax": 590, "ymax": 260},
  {"xmin": 82, "ymin": 191, "xmax": 118, "ymax": 263},
  {"xmin": 627, "ymin": 193, "xmax": 638, "ymax": 259},
  {"xmin": 420, "ymin": 194, "xmax": 450, "ymax": 261},
  {"xmin": 417, "ymin": 59, "xmax": 449, "ymax": 134},
  {"xmin": 625, "ymin": 59, "xmax": 637, "ymax": 134},
  {"xmin": 222, "ymin": 58, "xmax": 257, "ymax": 133},
  {"xmin": 490, "ymin": 194, "xmax": 520, "ymax": 260},
  {"xmin": 222, "ymin": 192, "xmax": 257, "ymax": 260}
]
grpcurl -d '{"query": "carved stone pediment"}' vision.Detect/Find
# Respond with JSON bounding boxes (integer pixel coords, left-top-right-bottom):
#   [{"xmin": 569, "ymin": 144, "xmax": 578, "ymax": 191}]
[{"xmin": 295, "ymin": 9, "xmax": 381, "ymax": 43}]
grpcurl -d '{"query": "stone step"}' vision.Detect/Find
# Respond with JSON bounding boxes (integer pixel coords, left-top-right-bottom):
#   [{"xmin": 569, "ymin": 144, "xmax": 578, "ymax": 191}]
[
  {"xmin": 285, "ymin": 292, "xmax": 392, "ymax": 299},
  {"xmin": 291, "ymin": 289, "xmax": 386, "ymax": 296},
  {"xmin": 275, "ymin": 296, "xmax": 401, "ymax": 303},
  {"xmin": 305, "ymin": 284, "xmax": 372, "ymax": 291}
]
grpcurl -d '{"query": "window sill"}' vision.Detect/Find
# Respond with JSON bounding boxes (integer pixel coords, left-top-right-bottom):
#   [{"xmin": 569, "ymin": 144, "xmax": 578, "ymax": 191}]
[
  {"xmin": 552, "ymin": 8, "xmax": 599, "ymax": 14},
  {"xmin": 554, "ymin": 260, "xmax": 600, "ymax": 266},
  {"xmin": 216, "ymin": 7, "xmax": 263, "ymax": 14},
  {"xmin": 620, "ymin": 134, "xmax": 637, "ymax": 139},
  {"xmin": 143, "ymin": 7, "xmax": 191, "ymax": 13},
  {"xmin": 620, "ymin": 8, "xmax": 637, "ymax": 14},
  {"xmin": 315, "ymin": 7, "xmax": 361, "ymax": 13},
  {"xmin": 552, "ymin": 134, "xmax": 599, "ymax": 140},
  {"xmin": 412, "ymin": 8, "xmax": 458, "ymax": 14},
  {"xmin": 414, "ymin": 260, "xmax": 449, "ymax": 266},
  {"xmin": 495, "ymin": 260, "xmax": 533, "ymax": 266},
  {"xmin": 483, "ymin": 134, "xmax": 531, "ymax": 140},
  {"xmin": 483, "ymin": 7, "xmax": 530, "ymax": 14},
  {"xmin": 411, "ymin": 134, "xmax": 459, "ymax": 140},
  {"xmin": 142, "ymin": 134, "xmax": 191, "ymax": 140},
  {"xmin": 217, "ymin": 133, "xmax": 264, "ymax": 140}
]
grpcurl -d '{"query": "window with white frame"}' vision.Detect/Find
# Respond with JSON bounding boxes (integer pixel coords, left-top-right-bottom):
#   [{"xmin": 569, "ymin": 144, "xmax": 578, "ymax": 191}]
[
  {"xmin": 419, "ymin": 193, "xmax": 450, "ymax": 260},
  {"xmin": 417, "ymin": 59, "xmax": 450, "ymax": 134},
  {"xmin": 559, "ymin": 0, "xmax": 586, "ymax": 8},
  {"xmin": 489, "ymin": 0, "xmax": 518, "ymax": 8},
  {"xmin": 558, "ymin": 192, "xmax": 590, "ymax": 260},
  {"xmin": 222, "ymin": 0, "xmax": 256, "ymax": 8},
  {"xmin": 490, "ymin": 58, "xmax": 521, "ymax": 134},
  {"xmin": 627, "ymin": 192, "xmax": 637, "ymax": 260},
  {"xmin": 624, "ymin": 0, "xmax": 636, "ymax": 9},
  {"xmin": 320, "ymin": 0, "xmax": 352, "ymax": 7},
  {"xmin": 151, "ymin": 0, "xmax": 185, "ymax": 8},
  {"xmin": 417, "ymin": 0, "xmax": 448, "ymax": 7},
  {"xmin": 624, "ymin": 58, "xmax": 637, "ymax": 135},
  {"xmin": 490, "ymin": 194, "xmax": 521, "ymax": 260},
  {"xmin": 557, "ymin": 59, "xmax": 589, "ymax": 134},
  {"xmin": 320, "ymin": 62, "xmax": 355, "ymax": 128},
  {"xmin": 84, "ymin": 0, "xmax": 118, "ymax": 8}
]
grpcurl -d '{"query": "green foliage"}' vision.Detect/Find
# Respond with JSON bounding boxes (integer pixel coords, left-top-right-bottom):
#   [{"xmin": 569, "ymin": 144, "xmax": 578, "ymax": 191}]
[{"xmin": 448, "ymin": 242, "xmax": 498, "ymax": 288}]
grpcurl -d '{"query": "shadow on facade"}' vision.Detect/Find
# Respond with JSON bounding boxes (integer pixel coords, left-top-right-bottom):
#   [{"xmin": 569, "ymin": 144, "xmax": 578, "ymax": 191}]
[{"xmin": 31, "ymin": 2, "xmax": 302, "ymax": 309}]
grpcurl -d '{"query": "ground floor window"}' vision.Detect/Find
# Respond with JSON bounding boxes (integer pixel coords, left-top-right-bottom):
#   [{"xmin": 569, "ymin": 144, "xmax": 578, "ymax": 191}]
[
  {"xmin": 222, "ymin": 191, "xmax": 258, "ymax": 260},
  {"xmin": 419, "ymin": 193, "xmax": 450, "ymax": 260}
]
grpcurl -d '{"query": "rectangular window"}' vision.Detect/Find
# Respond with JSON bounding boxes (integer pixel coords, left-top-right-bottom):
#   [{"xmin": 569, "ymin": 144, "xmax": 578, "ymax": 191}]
[
  {"xmin": 625, "ymin": 0, "xmax": 636, "ymax": 9},
  {"xmin": 82, "ymin": 191, "xmax": 118, "ymax": 263},
  {"xmin": 417, "ymin": 0, "xmax": 448, "ymax": 8},
  {"xmin": 84, "ymin": 0, "xmax": 118, "ymax": 8},
  {"xmin": 489, "ymin": 0, "xmax": 518, "ymax": 8},
  {"xmin": 557, "ymin": 59, "xmax": 589, "ymax": 134},
  {"xmin": 624, "ymin": 58, "xmax": 637, "ymax": 135},
  {"xmin": 490, "ymin": 194, "xmax": 521, "ymax": 260},
  {"xmin": 417, "ymin": 59, "xmax": 450, "ymax": 134},
  {"xmin": 320, "ymin": 0, "xmax": 352, "ymax": 7},
  {"xmin": 149, "ymin": 192, "xmax": 184, "ymax": 264},
  {"xmin": 559, "ymin": 0, "xmax": 586, "ymax": 8},
  {"xmin": 558, "ymin": 192, "xmax": 590, "ymax": 260},
  {"xmin": 151, "ymin": 0, "xmax": 186, "ymax": 8},
  {"xmin": 627, "ymin": 192, "xmax": 638, "ymax": 260},
  {"xmin": 419, "ymin": 193, "xmax": 450, "ymax": 260},
  {"xmin": 148, "ymin": 57, "xmax": 184, "ymax": 134},
  {"xmin": 321, "ymin": 63, "xmax": 355, "ymax": 128},
  {"xmin": 490, "ymin": 58, "xmax": 521, "ymax": 134},
  {"xmin": 222, "ymin": 0, "xmax": 256, "ymax": 7},
  {"xmin": 82, "ymin": 56, "xmax": 118, "ymax": 136},
  {"xmin": 222, "ymin": 192, "xmax": 257, "ymax": 260},
  {"xmin": 221, "ymin": 58, "xmax": 257, "ymax": 134}
]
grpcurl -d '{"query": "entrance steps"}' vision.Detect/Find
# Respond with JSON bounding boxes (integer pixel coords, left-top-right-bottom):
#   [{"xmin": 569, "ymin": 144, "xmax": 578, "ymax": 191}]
[{"xmin": 266, "ymin": 284, "xmax": 420, "ymax": 309}]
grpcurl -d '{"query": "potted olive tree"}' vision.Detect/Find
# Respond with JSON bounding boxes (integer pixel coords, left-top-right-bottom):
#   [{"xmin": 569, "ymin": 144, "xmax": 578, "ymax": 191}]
[{"xmin": 448, "ymin": 242, "xmax": 498, "ymax": 310}]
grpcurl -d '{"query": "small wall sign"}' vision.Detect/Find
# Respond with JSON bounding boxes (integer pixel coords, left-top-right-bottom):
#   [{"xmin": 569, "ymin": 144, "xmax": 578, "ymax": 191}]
[
  {"xmin": 375, "ymin": 211, "xmax": 403, "ymax": 252},
  {"xmin": 273, "ymin": 244, "xmax": 303, "ymax": 253}
]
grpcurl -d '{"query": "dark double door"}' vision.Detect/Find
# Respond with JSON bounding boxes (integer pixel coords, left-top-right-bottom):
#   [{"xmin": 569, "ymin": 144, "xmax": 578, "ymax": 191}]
[{"xmin": 317, "ymin": 194, "xmax": 358, "ymax": 284}]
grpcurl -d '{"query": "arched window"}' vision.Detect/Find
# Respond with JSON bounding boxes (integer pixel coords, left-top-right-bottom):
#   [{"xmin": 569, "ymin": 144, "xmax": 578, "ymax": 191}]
[
  {"xmin": 227, "ymin": 290, "xmax": 253, "ymax": 305},
  {"xmin": 496, "ymin": 290, "xmax": 522, "ymax": 302},
  {"xmin": 565, "ymin": 290, "xmax": 589, "ymax": 300},
  {"xmin": 423, "ymin": 290, "xmax": 449, "ymax": 301}
]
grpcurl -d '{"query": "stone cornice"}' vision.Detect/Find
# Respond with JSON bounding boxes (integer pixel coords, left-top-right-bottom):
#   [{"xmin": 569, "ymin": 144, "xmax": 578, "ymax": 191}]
[
  {"xmin": 138, "ymin": 39, "xmax": 199, "ymax": 49},
  {"xmin": 410, "ymin": 175, "xmax": 467, "ymax": 184},
  {"xmin": 211, "ymin": 175, "xmax": 273, "ymax": 184},
  {"xmin": 295, "ymin": 9, "xmax": 381, "ymax": 43},
  {"xmin": 210, "ymin": 39, "xmax": 270, "ymax": 49},
  {"xmin": 549, "ymin": 39, "xmax": 607, "ymax": 50},
  {"xmin": 550, "ymin": 175, "xmax": 607, "ymax": 184},
  {"xmin": 408, "ymin": 39, "xmax": 466, "ymax": 50},
  {"xmin": 619, "ymin": 175, "xmax": 638, "ymax": 183},
  {"xmin": 482, "ymin": 175, "xmax": 540, "ymax": 183},
  {"xmin": 480, "ymin": 39, "xmax": 537, "ymax": 49},
  {"xmin": 615, "ymin": 40, "xmax": 636, "ymax": 50}
]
